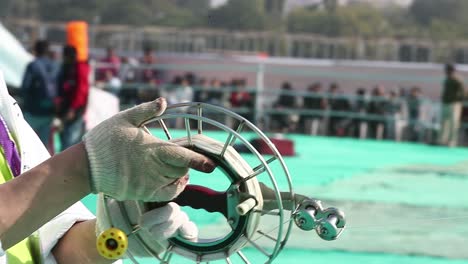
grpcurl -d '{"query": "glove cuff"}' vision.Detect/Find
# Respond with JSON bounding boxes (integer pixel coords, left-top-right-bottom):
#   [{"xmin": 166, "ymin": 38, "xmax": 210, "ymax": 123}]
[{"xmin": 84, "ymin": 128, "xmax": 121, "ymax": 197}]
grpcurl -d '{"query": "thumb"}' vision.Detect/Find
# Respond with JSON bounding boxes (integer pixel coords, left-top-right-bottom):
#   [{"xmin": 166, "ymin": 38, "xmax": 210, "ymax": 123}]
[
  {"xmin": 159, "ymin": 144, "xmax": 216, "ymax": 173},
  {"xmin": 139, "ymin": 202, "xmax": 180, "ymax": 229},
  {"xmin": 178, "ymin": 221, "xmax": 198, "ymax": 242},
  {"xmin": 120, "ymin": 97, "xmax": 167, "ymax": 127}
]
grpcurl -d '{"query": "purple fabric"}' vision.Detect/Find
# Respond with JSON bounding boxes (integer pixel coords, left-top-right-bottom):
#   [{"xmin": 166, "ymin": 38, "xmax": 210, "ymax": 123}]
[{"xmin": 0, "ymin": 117, "xmax": 21, "ymax": 177}]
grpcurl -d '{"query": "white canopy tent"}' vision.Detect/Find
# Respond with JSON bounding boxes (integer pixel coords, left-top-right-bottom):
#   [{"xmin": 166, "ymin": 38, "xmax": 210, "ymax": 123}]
[{"xmin": 0, "ymin": 23, "xmax": 32, "ymax": 88}]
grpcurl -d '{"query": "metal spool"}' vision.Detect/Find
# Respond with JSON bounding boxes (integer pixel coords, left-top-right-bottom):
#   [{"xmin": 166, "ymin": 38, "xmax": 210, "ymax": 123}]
[{"xmin": 99, "ymin": 102, "xmax": 296, "ymax": 263}]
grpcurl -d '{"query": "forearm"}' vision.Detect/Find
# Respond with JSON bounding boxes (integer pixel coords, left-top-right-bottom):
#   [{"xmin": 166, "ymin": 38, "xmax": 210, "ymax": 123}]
[
  {"xmin": 52, "ymin": 219, "xmax": 113, "ymax": 264},
  {"xmin": 0, "ymin": 142, "xmax": 91, "ymax": 249}
]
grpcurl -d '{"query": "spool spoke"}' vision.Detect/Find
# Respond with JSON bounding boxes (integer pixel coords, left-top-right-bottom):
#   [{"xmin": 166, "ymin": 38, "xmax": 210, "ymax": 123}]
[
  {"xmin": 197, "ymin": 104, "xmax": 203, "ymax": 134},
  {"xmin": 158, "ymin": 120, "xmax": 172, "ymax": 140},
  {"xmin": 185, "ymin": 118, "xmax": 192, "ymax": 145},
  {"xmin": 252, "ymin": 156, "xmax": 277, "ymax": 172},
  {"xmin": 246, "ymin": 237, "xmax": 271, "ymax": 257},
  {"xmin": 237, "ymin": 251, "xmax": 251, "ymax": 264},
  {"xmin": 257, "ymin": 230, "xmax": 279, "ymax": 242},
  {"xmin": 221, "ymin": 132, "xmax": 234, "ymax": 157},
  {"xmin": 161, "ymin": 245, "xmax": 173, "ymax": 263},
  {"xmin": 237, "ymin": 166, "xmax": 266, "ymax": 184},
  {"xmin": 125, "ymin": 250, "xmax": 139, "ymax": 264},
  {"xmin": 221, "ymin": 121, "xmax": 245, "ymax": 157},
  {"xmin": 231, "ymin": 121, "xmax": 245, "ymax": 146},
  {"xmin": 253, "ymin": 209, "xmax": 280, "ymax": 216}
]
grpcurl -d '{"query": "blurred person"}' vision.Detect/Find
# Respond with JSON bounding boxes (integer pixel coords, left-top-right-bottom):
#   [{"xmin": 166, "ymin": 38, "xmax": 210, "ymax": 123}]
[
  {"xmin": 103, "ymin": 70, "xmax": 122, "ymax": 96},
  {"xmin": 461, "ymin": 95, "xmax": 468, "ymax": 145},
  {"xmin": 120, "ymin": 56, "xmax": 139, "ymax": 83},
  {"xmin": 328, "ymin": 83, "xmax": 352, "ymax": 136},
  {"xmin": 47, "ymin": 49, "xmax": 61, "ymax": 76},
  {"xmin": 351, "ymin": 88, "xmax": 368, "ymax": 138},
  {"xmin": 119, "ymin": 56, "xmax": 140, "ymax": 105},
  {"xmin": 272, "ymin": 82, "xmax": 297, "ymax": 133},
  {"xmin": 194, "ymin": 78, "xmax": 209, "ymax": 102},
  {"xmin": 56, "ymin": 45, "xmax": 90, "ymax": 151},
  {"xmin": 229, "ymin": 79, "xmax": 252, "ymax": 108},
  {"xmin": 97, "ymin": 46, "xmax": 121, "ymax": 82},
  {"xmin": 300, "ymin": 82, "xmax": 326, "ymax": 134},
  {"xmin": 207, "ymin": 78, "xmax": 224, "ymax": 106},
  {"xmin": 21, "ymin": 40, "xmax": 58, "ymax": 150},
  {"xmin": 406, "ymin": 86, "xmax": 424, "ymax": 142},
  {"xmin": 176, "ymin": 77, "xmax": 194, "ymax": 128},
  {"xmin": 439, "ymin": 64, "xmax": 465, "ymax": 147},
  {"xmin": 229, "ymin": 79, "xmax": 253, "ymax": 122},
  {"xmin": 175, "ymin": 77, "xmax": 194, "ymax": 104},
  {"xmin": 139, "ymin": 45, "xmax": 159, "ymax": 84},
  {"xmin": 184, "ymin": 72, "xmax": 196, "ymax": 87},
  {"xmin": 366, "ymin": 85, "xmax": 387, "ymax": 139},
  {"xmin": 165, "ymin": 76, "xmax": 183, "ymax": 105},
  {"xmin": 384, "ymin": 90, "xmax": 403, "ymax": 140}
]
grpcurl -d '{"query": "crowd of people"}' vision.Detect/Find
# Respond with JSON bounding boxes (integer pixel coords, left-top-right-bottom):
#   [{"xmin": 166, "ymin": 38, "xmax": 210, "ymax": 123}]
[
  {"xmin": 20, "ymin": 41, "xmax": 468, "ymax": 149},
  {"xmin": 92, "ymin": 48, "xmax": 466, "ymax": 147},
  {"xmin": 270, "ymin": 63, "xmax": 466, "ymax": 147}
]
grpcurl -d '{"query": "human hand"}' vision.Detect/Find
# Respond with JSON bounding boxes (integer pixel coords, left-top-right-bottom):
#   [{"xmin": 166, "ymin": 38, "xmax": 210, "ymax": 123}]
[
  {"xmin": 137, "ymin": 202, "xmax": 197, "ymax": 254},
  {"xmin": 65, "ymin": 109, "xmax": 76, "ymax": 122},
  {"xmin": 83, "ymin": 97, "xmax": 216, "ymax": 201},
  {"xmin": 95, "ymin": 199, "xmax": 197, "ymax": 258}
]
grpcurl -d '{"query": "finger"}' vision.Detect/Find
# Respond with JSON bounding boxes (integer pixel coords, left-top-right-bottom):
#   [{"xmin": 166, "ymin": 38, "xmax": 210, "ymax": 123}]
[
  {"xmin": 158, "ymin": 143, "xmax": 216, "ymax": 173},
  {"xmin": 120, "ymin": 97, "xmax": 167, "ymax": 127},
  {"xmin": 139, "ymin": 202, "xmax": 180, "ymax": 228},
  {"xmin": 178, "ymin": 221, "xmax": 198, "ymax": 242}
]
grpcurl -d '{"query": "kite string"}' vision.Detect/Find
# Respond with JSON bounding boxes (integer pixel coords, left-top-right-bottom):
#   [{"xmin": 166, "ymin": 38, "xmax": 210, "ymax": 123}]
[{"xmin": 251, "ymin": 213, "xmax": 468, "ymax": 243}]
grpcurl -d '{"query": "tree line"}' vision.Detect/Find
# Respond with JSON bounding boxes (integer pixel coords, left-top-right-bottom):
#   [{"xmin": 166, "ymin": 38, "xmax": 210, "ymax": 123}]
[{"xmin": 1, "ymin": 0, "xmax": 468, "ymax": 40}]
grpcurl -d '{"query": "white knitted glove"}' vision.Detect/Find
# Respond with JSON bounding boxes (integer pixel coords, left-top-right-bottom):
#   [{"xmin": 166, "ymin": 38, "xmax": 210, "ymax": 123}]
[
  {"xmin": 83, "ymin": 98, "xmax": 215, "ymax": 201},
  {"xmin": 137, "ymin": 202, "xmax": 198, "ymax": 253},
  {"xmin": 96, "ymin": 197, "xmax": 198, "ymax": 257}
]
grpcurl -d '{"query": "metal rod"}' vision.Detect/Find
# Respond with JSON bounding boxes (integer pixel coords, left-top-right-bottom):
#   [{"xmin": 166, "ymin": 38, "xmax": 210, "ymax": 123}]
[
  {"xmin": 221, "ymin": 121, "xmax": 245, "ymax": 157},
  {"xmin": 220, "ymin": 132, "xmax": 234, "ymax": 157},
  {"xmin": 252, "ymin": 156, "xmax": 277, "ymax": 172},
  {"xmin": 237, "ymin": 251, "xmax": 251, "ymax": 264},
  {"xmin": 253, "ymin": 209, "xmax": 280, "ymax": 216},
  {"xmin": 246, "ymin": 237, "xmax": 272, "ymax": 258},
  {"xmin": 225, "ymin": 256, "xmax": 232, "ymax": 264},
  {"xmin": 197, "ymin": 104, "xmax": 203, "ymax": 134},
  {"xmin": 125, "ymin": 250, "xmax": 139, "ymax": 264},
  {"xmin": 185, "ymin": 118, "xmax": 192, "ymax": 146},
  {"xmin": 158, "ymin": 119, "xmax": 172, "ymax": 140},
  {"xmin": 231, "ymin": 121, "xmax": 245, "ymax": 146},
  {"xmin": 116, "ymin": 202, "xmax": 163, "ymax": 261},
  {"xmin": 162, "ymin": 245, "xmax": 174, "ymax": 263},
  {"xmin": 142, "ymin": 125, "xmax": 151, "ymax": 135},
  {"xmin": 257, "ymin": 230, "xmax": 279, "ymax": 242},
  {"xmin": 237, "ymin": 167, "xmax": 266, "ymax": 184}
]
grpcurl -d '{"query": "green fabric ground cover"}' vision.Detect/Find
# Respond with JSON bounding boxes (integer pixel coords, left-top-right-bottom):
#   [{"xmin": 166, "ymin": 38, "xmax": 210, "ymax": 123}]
[{"xmin": 78, "ymin": 131, "xmax": 468, "ymax": 263}]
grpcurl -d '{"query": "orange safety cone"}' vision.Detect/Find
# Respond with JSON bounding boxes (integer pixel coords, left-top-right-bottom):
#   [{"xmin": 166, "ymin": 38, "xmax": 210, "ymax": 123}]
[{"xmin": 66, "ymin": 21, "xmax": 89, "ymax": 62}]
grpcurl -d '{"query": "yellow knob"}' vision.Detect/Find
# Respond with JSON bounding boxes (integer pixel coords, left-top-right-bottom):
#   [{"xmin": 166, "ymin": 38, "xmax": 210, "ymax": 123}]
[{"xmin": 96, "ymin": 227, "xmax": 128, "ymax": 259}]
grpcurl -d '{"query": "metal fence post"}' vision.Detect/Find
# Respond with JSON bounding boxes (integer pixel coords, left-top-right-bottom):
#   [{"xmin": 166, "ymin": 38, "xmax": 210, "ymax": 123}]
[{"xmin": 255, "ymin": 61, "xmax": 265, "ymax": 127}]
